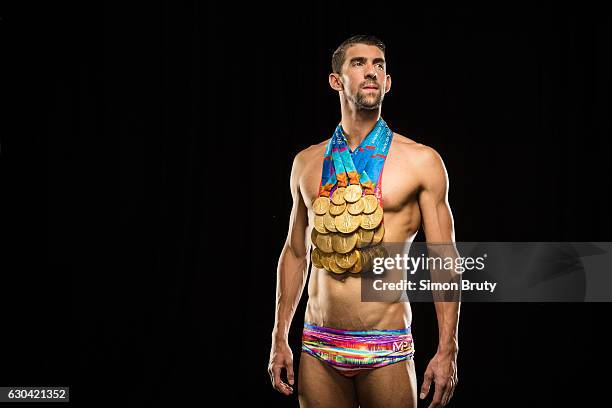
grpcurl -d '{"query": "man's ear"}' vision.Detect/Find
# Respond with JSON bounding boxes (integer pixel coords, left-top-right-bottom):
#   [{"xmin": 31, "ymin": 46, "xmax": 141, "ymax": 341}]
[
  {"xmin": 384, "ymin": 74, "xmax": 392, "ymax": 94},
  {"xmin": 329, "ymin": 73, "xmax": 344, "ymax": 91}
]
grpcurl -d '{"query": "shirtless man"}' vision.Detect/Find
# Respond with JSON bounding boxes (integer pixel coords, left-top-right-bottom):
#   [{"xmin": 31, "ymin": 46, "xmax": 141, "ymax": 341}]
[{"xmin": 269, "ymin": 35, "xmax": 460, "ymax": 408}]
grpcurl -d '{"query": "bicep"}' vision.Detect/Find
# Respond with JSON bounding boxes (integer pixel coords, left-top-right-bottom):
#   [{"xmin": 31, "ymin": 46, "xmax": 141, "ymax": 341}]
[{"xmin": 417, "ymin": 148, "xmax": 455, "ymax": 243}]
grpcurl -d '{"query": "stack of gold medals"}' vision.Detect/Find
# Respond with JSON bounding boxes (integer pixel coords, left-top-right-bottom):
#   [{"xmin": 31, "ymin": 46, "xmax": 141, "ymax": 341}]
[{"xmin": 310, "ymin": 183, "xmax": 387, "ymax": 274}]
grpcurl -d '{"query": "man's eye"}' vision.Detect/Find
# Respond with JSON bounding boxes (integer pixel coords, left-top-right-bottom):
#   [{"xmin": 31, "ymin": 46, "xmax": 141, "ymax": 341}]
[
  {"xmin": 376, "ymin": 64, "xmax": 384, "ymax": 69},
  {"xmin": 353, "ymin": 61, "xmax": 363, "ymax": 66}
]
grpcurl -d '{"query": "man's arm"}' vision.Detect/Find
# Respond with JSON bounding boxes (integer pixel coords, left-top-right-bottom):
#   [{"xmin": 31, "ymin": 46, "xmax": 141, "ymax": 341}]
[
  {"xmin": 415, "ymin": 146, "xmax": 460, "ymax": 408},
  {"xmin": 268, "ymin": 151, "xmax": 310, "ymax": 396}
]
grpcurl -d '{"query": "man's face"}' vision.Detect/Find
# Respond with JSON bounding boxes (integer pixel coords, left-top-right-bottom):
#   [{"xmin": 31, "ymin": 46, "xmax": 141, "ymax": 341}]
[{"xmin": 335, "ymin": 44, "xmax": 390, "ymax": 110}]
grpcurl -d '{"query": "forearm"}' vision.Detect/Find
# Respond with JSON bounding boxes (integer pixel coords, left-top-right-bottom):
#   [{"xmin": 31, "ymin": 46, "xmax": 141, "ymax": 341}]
[
  {"xmin": 272, "ymin": 244, "xmax": 309, "ymax": 342},
  {"xmin": 428, "ymin": 244, "xmax": 461, "ymax": 354},
  {"xmin": 433, "ymin": 299, "xmax": 460, "ymax": 354}
]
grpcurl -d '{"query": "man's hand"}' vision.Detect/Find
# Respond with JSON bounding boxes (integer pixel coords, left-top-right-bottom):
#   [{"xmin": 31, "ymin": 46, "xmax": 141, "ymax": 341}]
[
  {"xmin": 268, "ymin": 340, "xmax": 295, "ymax": 396},
  {"xmin": 420, "ymin": 349, "xmax": 458, "ymax": 407}
]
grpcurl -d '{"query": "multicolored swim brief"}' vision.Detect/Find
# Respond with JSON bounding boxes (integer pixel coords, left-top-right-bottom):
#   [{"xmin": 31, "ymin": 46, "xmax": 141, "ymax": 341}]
[{"xmin": 301, "ymin": 322, "xmax": 415, "ymax": 378}]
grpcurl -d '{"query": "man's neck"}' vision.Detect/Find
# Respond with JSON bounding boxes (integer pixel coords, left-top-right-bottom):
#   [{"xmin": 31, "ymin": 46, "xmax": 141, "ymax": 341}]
[{"xmin": 340, "ymin": 108, "xmax": 381, "ymax": 151}]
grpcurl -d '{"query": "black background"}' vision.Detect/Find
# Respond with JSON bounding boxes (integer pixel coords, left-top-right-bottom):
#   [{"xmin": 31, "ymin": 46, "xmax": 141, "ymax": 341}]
[{"xmin": 4, "ymin": 3, "xmax": 611, "ymax": 407}]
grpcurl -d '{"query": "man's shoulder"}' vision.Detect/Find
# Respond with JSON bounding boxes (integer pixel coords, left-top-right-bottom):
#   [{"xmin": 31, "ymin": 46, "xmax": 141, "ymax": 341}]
[
  {"xmin": 294, "ymin": 139, "xmax": 329, "ymax": 163},
  {"xmin": 392, "ymin": 132, "xmax": 443, "ymax": 167}
]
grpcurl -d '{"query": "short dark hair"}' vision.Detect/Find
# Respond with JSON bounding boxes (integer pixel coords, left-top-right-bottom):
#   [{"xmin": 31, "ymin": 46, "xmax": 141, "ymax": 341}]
[{"xmin": 332, "ymin": 35, "xmax": 386, "ymax": 74}]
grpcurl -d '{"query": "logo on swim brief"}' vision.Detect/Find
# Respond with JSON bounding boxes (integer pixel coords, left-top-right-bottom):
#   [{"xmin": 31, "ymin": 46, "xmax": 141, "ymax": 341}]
[{"xmin": 392, "ymin": 341, "xmax": 412, "ymax": 352}]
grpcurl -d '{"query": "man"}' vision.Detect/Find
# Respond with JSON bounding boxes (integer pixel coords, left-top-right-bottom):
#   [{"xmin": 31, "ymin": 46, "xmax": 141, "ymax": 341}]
[{"xmin": 268, "ymin": 35, "xmax": 460, "ymax": 408}]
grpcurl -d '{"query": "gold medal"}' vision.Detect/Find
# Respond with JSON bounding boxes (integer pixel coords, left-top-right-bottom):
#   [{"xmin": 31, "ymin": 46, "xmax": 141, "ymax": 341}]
[
  {"xmin": 366, "ymin": 247, "xmax": 381, "ymax": 271},
  {"xmin": 314, "ymin": 214, "xmax": 328, "ymax": 234},
  {"xmin": 323, "ymin": 212, "xmax": 337, "ymax": 232},
  {"xmin": 329, "ymin": 202, "xmax": 347, "ymax": 216},
  {"xmin": 363, "ymin": 195, "xmax": 378, "ymax": 214},
  {"xmin": 334, "ymin": 250, "xmax": 358, "ymax": 269},
  {"xmin": 331, "ymin": 232, "xmax": 358, "ymax": 254},
  {"xmin": 370, "ymin": 245, "xmax": 388, "ymax": 270},
  {"xmin": 347, "ymin": 197, "xmax": 364, "ymax": 215},
  {"xmin": 344, "ymin": 184, "xmax": 363, "ymax": 203},
  {"xmin": 312, "ymin": 196, "xmax": 330, "ymax": 215},
  {"xmin": 331, "ymin": 187, "xmax": 346, "ymax": 205},
  {"xmin": 316, "ymin": 232, "xmax": 333, "ymax": 253},
  {"xmin": 328, "ymin": 259, "xmax": 347, "ymax": 274},
  {"xmin": 311, "ymin": 227, "xmax": 319, "ymax": 247},
  {"xmin": 356, "ymin": 228, "xmax": 374, "ymax": 248},
  {"xmin": 320, "ymin": 252, "xmax": 332, "ymax": 270},
  {"xmin": 372, "ymin": 223, "xmax": 385, "ymax": 245},
  {"xmin": 361, "ymin": 247, "xmax": 374, "ymax": 271},
  {"xmin": 311, "ymin": 248, "xmax": 323, "ymax": 268},
  {"xmin": 335, "ymin": 211, "xmax": 362, "ymax": 233},
  {"xmin": 360, "ymin": 205, "xmax": 383, "ymax": 230},
  {"xmin": 348, "ymin": 249, "xmax": 363, "ymax": 273}
]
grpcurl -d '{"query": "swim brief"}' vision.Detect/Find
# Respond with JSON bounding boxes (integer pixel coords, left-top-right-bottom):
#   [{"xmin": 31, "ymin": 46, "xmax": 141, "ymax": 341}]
[{"xmin": 301, "ymin": 322, "xmax": 415, "ymax": 378}]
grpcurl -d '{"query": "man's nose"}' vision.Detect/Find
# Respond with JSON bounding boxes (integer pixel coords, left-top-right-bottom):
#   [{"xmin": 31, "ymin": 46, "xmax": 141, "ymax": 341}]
[{"xmin": 365, "ymin": 64, "xmax": 377, "ymax": 79}]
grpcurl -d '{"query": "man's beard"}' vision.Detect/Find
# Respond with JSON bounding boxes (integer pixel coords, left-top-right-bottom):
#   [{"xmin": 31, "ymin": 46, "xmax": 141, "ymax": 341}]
[{"xmin": 350, "ymin": 89, "xmax": 384, "ymax": 110}]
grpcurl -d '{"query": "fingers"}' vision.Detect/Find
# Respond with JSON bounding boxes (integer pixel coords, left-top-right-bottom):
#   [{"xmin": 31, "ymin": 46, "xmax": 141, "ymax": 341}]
[
  {"xmin": 286, "ymin": 359, "xmax": 295, "ymax": 386},
  {"xmin": 269, "ymin": 365, "xmax": 289, "ymax": 395},
  {"xmin": 427, "ymin": 376, "xmax": 457, "ymax": 407},
  {"xmin": 427, "ymin": 380, "xmax": 447, "ymax": 408},
  {"xmin": 420, "ymin": 369, "xmax": 433, "ymax": 400},
  {"xmin": 444, "ymin": 387, "xmax": 454, "ymax": 406},
  {"xmin": 442, "ymin": 376, "xmax": 457, "ymax": 405},
  {"xmin": 268, "ymin": 364, "xmax": 293, "ymax": 396},
  {"xmin": 267, "ymin": 365, "xmax": 279, "ymax": 392},
  {"xmin": 441, "ymin": 382, "xmax": 452, "ymax": 406}
]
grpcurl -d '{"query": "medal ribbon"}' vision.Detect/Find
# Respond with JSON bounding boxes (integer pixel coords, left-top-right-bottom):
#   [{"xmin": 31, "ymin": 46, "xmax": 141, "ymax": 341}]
[{"xmin": 318, "ymin": 118, "xmax": 393, "ymax": 199}]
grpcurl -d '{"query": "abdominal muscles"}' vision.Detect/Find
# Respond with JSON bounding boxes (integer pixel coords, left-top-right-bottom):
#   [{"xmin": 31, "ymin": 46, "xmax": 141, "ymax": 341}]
[{"xmin": 305, "ymin": 268, "xmax": 413, "ymax": 330}]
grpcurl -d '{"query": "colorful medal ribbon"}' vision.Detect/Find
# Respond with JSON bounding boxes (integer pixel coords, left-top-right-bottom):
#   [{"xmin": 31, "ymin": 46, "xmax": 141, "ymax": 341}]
[
  {"xmin": 311, "ymin": 118, "xmax": 394, "ymax": 275},
  {"xmin": 319, "ymin": 118, "xmax": 393, "ymax": 200}
]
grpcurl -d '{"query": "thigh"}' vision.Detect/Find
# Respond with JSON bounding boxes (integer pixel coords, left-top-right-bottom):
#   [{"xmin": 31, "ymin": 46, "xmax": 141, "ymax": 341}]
[
  {"xmin": 354, "ymin": 359, "xmax": 418, "ymax": 408},
  {"xmin": 298, "ymin": 352, "xmax": 359, "ymax": 408}
]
